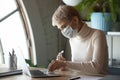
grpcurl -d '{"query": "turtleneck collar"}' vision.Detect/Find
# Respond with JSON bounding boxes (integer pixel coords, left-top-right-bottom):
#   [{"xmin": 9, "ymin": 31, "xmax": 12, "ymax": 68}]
[{"xmin": 76, "ymin": 23, "xmax": 93, "ymax": 40}]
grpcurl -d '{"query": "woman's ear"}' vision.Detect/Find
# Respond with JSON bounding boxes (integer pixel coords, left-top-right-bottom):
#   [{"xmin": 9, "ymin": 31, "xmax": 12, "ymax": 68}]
[
  {"xmin": 71, "ymin": 16, "xmax": 79, "ymax": 29},
  {"xmin": 73, "ymin": 16, "xmax": 79, "ymax": 24}
]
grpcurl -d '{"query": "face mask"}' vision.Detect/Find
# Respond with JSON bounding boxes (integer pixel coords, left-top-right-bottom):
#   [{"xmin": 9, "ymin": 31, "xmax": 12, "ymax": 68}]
[{"xmin": 61, "ymin": 25, "xmax": 78, "ymax": 38}]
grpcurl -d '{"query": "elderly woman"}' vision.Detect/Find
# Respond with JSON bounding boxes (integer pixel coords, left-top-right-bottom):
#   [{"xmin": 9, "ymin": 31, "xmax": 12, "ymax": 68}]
[{"xmin": 48, "ymin": 5, "xmax": 108, "ymax": 75}]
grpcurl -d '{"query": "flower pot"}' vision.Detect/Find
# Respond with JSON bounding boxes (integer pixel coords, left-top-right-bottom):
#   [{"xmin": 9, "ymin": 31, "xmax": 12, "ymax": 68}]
[{"xmin": 91, "ymin": 12, "xmax": 113, "ymax": 34}]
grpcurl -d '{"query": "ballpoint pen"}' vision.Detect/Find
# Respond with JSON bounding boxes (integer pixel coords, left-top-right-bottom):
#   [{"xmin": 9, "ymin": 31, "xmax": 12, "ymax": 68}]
[
  {"xmin": 56, "ymin": 50, "xmax": 64, "ymax": 60},
  {"xmin": 12, "ymin": 49, "xmax": 15, "ymax": 55},
  {"xmin": 58, "ymin": 50, "xmax": 64, "ymax": 55}
]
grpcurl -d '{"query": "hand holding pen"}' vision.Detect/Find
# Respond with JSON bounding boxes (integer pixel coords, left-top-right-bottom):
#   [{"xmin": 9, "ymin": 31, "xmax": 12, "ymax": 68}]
[
  {"xmin": 56, "ymin": 50, "xmax": 67, "ymax": 71},
  {"xmin": 56, "ymin": 50, "xmax": 66, "ymax": 61},
  {"xmin": 48, "ymin": 50, "xmax": 66, "ymax": 72}
]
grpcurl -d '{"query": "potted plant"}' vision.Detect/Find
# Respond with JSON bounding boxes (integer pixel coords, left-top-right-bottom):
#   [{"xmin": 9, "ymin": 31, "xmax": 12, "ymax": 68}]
[
  {"xmin": 62, "ymin": 0, "xmax": 120, "ymax": 34},
  {"xmin": 75, "ymin": 0, "xmax": 120, "ymax": 34}
]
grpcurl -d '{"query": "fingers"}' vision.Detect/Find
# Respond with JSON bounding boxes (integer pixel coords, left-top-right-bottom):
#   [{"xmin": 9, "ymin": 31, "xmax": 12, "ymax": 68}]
[
  {"xmin": 48, "ymin": 60, "xmax": 65, "ymax": 72},
  {"xmin": 56, "ymin": 54, "xmax": 61, "ymax": 60},
  {"xmin": 48, "ymin": 60, "xmax": 59, "ymax": 72},
  {"xmin": 48, "ymin": 60, "xmax": 55, "ymax": 72},
  {"xmin": 56, "ymin": 54, "xmax": 66, "ymax": 61}
]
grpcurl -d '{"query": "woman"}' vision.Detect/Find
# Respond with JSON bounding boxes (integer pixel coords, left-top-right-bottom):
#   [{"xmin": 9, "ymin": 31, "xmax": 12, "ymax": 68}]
[{"xmin": 48, "ymin": 5, "xmax": 108, "ymax": 75}]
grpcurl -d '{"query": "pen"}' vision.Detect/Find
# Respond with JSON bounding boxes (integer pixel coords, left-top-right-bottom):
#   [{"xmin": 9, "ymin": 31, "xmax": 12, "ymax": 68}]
[
  {"xmin": 56, "ymin": 50, "xmax": 64, "ymax": 60},
  {"xmin": 9, "ymin": 52, "xmax": 11, "ymax": 56},
  {"xmin": 58, "ymin": 50, "xmax": 64, "ymax": 55},
  {"xmin": 12, "ymin": 49, "xmax": 15, "ymax": 55},
  {"xmin": 69, "ymin": 76, "xmax": 81, "ymax": 80}
]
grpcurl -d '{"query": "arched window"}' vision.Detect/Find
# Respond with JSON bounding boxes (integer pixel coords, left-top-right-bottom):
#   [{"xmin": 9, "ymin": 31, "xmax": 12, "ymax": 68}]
[{"xmin": 0, "ymin": 0, "xmax": 35, "ymax": 65}]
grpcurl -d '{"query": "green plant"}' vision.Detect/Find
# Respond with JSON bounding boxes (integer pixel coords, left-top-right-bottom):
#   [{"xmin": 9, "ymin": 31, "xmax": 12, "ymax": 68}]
[
  {"xmin": 25, "ymin": 59, "xmax": 37, "ymax": 67},
  {"xmin": 75, "ymin": 0, "xmax": 120, "ymax": 22}
]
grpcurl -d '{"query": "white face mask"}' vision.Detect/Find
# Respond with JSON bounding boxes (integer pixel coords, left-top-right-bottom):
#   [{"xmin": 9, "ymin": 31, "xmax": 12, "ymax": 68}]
[{"xmin": 61, "ymin": 25, "xmax": 78, "ymax": 38}]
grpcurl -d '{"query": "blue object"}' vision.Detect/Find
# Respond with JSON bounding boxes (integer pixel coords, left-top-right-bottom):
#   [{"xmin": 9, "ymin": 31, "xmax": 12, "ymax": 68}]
[{"xmin": 91, "ymin": 12, "xmax": 113, "ymax": 34}]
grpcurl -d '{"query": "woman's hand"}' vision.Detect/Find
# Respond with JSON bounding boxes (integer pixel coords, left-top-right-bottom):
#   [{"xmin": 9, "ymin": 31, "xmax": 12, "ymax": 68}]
[
  {"xmin": 56, "ymin": 52, "xmax": 66, "ymax": 61},
  {"xmin": 48, "ymin": 60, "xmax": 66, "ymax": 72},
  {"xmin": 56, "ymin": 52, "xmax": 67, "ymax": 71}
]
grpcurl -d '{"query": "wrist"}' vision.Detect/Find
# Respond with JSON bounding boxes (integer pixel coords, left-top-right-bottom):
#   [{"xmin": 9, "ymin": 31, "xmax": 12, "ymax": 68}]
[
  {"xmin": 60, "ymin": 61, "xmax": 67, "ymax": 71},
  {"xmin": 62, "ymin": 61, "xmax": 67, "ymax": 67}
]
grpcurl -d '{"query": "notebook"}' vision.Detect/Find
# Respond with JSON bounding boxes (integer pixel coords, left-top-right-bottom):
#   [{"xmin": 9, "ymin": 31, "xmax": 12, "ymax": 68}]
[
  {"xmin": 16, "ymin": 48, "xmax": 61, "ymax": 78},
  {"xmin": 0, "ymin": 69, "xmax": 22, "ymax": 77}
]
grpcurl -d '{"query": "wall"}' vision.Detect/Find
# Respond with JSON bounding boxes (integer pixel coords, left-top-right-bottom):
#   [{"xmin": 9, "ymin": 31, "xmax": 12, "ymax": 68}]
[{"xmin": 22, "ymin": 0, "xmax": 69, "ymax": 67}]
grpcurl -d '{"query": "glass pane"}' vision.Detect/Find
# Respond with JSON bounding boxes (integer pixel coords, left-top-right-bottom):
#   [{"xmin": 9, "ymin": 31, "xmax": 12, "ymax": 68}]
[
  {"xmin": 0, "ymin": 39, "xmax": 4, "ymax": 64},
  {"xmin": 0, "ymin": 11, "xmax": 29, "ymax": 66},
  {"xmin": 0, "ymin": 0, "xmax": 17, "ymax": 19}
]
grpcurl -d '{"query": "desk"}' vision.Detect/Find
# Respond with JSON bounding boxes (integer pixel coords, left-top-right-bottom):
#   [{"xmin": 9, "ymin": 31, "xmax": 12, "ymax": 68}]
[
  {"xmin": 0, "ymin": 64, "xmax": 104, "ymax": 80},
  {"xmin": 0, "ymin": 70, "xmax": 103, "ymax": 80}
]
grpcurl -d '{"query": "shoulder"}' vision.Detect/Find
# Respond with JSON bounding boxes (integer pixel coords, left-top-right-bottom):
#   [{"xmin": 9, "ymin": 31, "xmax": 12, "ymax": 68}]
[
  {"xmin": 92, "ymin": 29, "xmax": 106, "ymax": 39},
  {"xmin": 91, "ymin": 29, "xmax": 107, "ymax": 45}
]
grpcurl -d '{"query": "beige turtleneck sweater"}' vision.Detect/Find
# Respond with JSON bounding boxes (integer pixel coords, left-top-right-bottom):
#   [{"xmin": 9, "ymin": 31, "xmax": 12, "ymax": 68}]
[{"xmin": 66, "ymin": 23, "xmax": 108, "ymax": 75}]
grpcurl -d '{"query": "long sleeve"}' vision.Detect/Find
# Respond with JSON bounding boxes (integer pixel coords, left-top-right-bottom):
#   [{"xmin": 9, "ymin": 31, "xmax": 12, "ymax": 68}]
[{"xmin": 67, "ymin": 25, "xmax": 108, "ymax": 75}]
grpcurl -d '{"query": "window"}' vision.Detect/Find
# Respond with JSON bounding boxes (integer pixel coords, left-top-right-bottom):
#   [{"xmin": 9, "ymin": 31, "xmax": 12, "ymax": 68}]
[{"xmin": 0, "ymin": 0, "xmax": 30, "ymax": 65}]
